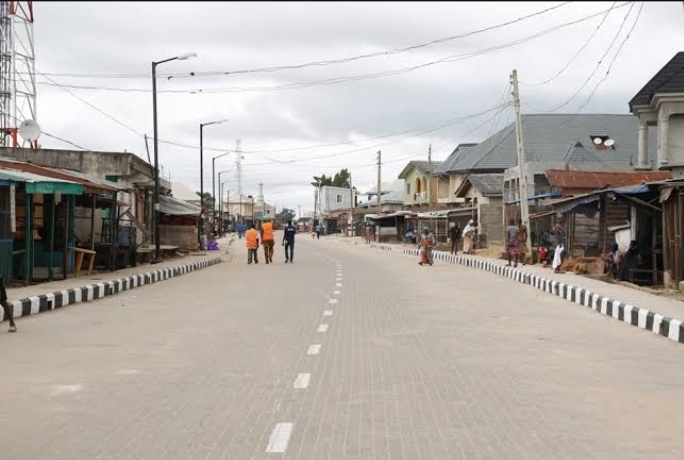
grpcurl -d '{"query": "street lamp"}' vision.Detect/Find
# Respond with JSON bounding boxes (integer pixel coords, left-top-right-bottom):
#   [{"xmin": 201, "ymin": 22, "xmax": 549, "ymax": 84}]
[
  {"xmin": 152, "ymin": 52, "xmax": 197, "ymax": 264},
  {"xmin": 220, "ymin": 179, "xmax": 235, "ymax": 236},
  {"xmin": 217, "ymin": 170, "xmax": 231, "ymax": 235},
  {"xmin": 213, "ymin": 154, "xmax": 231, "ymax": 228},
  {"xmin": 199, "ymin": 118, "xmax": 228, "ymax": 248},
  {"xmin": 248, "ymin": 195, "xmax": 255, "ymax": 221}
]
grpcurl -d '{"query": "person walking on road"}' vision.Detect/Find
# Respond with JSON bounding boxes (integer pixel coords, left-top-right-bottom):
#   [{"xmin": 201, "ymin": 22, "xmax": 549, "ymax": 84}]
[
  {"xmin": 517, "ymin": 218, "xmax": 528, "ymax": 265},
  {"xmin": 1, "ymin": 275, "xmax": 16, "ymax": 333},
  {"xmin": 506, "ymin": 218, "xmax": 520, "ymax": 268},
  {"xmin": 449, "ymin": 222, "xmax": 461, "ymax": 255},
  {"xmin": 260, "ymin": 217, "xmax": 275, "ymax": 264},
  {"xmin": 315, "ymin": 223, "xmax": 323, "ymax": 239},
  {"xmin": 246, "ymin": 223, "xmax": 260, "ymax": 264},
  {"xmin": 462, "ymin": 219, "xmax": 476, "ymax": 255},
  {"xmin": 551, "ymin": 213, "xmax": 567, "ymax": 274},
  {"xmin": 283, "ymin": 220, "xmax": 296, "ymax": 263},
  {"xmin": 418, "ymin": 229, "xmax": 434, "ymax": 266},
  {"xmin": 365, "ymin": 224, "xmax": 372, "ymax": 244}
]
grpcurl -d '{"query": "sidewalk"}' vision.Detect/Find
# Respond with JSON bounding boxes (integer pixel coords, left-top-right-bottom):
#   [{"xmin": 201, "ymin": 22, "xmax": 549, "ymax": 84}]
[
  {"xmin": 333, "ymin": 236, "xmax": 684, "ymax": 345},
  {"xmin": 1, "ymin": 237, "xmax": 231, "ymax": 323}
]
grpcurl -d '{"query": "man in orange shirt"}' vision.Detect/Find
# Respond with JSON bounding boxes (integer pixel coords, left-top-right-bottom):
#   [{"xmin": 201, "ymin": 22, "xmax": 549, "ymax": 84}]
[
  {"xmin": 245, "ymin": 223, "xmax": 260, "ymax": 264},
  {"xmin": 260, "ymin": 216, "xmax": 275, "ymax": 264}
]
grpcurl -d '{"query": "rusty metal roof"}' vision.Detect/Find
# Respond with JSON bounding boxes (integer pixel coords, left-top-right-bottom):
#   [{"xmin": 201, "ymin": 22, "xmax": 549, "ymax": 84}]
[
  {"xmin": 0, "ymin": 158, "xmax": 119, "ymax": 194},
  {"xmin": 545, "ymin": 169, "xmax": 672, "ymax": 191}
]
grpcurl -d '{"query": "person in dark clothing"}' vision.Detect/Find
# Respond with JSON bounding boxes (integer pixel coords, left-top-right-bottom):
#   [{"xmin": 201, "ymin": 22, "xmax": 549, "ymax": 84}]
[
  {"xmin": 283, "ymin": 220, "xmax": 297, "ymax": 263},
  {"xmin": 1, "ymin": 275, "xmax": 16, "ymax": 333},
  {"xmin": 617, "ymin": 240, "xmax": 640, "ymax": 281},
  {"xmin": 449, "ymin": 222, "xmax": 462, "ymax": 255}
]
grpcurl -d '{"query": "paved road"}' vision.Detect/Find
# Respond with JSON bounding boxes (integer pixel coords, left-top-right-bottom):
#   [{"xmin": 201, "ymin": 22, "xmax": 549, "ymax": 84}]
[{"xmin": 1, "ymin": 234, "xmax": 683, "ymax": 460}]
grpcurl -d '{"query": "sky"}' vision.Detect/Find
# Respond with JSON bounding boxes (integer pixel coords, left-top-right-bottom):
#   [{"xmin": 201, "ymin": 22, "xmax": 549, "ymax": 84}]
[{"xmin": 29, "ymin": 1, "xmax": 684, "ymax": 214}]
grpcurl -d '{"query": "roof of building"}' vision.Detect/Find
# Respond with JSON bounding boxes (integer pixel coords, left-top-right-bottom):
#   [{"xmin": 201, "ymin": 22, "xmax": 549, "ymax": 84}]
[
  {"xmin": 364, "ymin": 179, "xmax": 405, "ymax": 195},
  {"xmin": 357, "ymin": 189, "xmax": 404, "ymax": 208},
  {"xmin": 159, "ymin": 194, "xmax": 202, "ymax": 216},
  {"xmin": 0, "ymin": 158, "xmax": 120, "ymax": 194},
  {"xmin": 398, "ymin": 160, "xmax": 444, "ymax": 179},
  {"xmin": 445, "ymin": 114, "xmax": 657, "ymax": 173},
  {"xmin": 545, "ymin": 169, "xmax": 672, "ymax": 190},
  {"xmin": 630, "ymin": 52, "xmax": 684, "ymax": 107},
  {"xmin": 172, "ymin": 181, "xmax": 200, "ymax": 202},
  {"xmin": 454, "ymin": 173, "xmax": 504, "ymax": 198},
  {"xmin": 434, "ymin": 143, "xmax": 479, "ymax": 174}
]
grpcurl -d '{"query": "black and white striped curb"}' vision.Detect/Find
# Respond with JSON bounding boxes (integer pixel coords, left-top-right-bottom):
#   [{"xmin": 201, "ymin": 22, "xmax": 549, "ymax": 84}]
[
  {"xmin": 367, "ymin": 243, "xmax": 684, "ymax": 345},
  {"xmin": 1, "ymin": 256, "xmax": 222, "ymax": 321}
]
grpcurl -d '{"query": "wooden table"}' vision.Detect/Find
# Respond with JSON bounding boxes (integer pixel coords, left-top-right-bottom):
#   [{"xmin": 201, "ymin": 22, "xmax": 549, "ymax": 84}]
[{"xmin": 70, "ymin": 247, "xmax": 97, "ymax": 277}]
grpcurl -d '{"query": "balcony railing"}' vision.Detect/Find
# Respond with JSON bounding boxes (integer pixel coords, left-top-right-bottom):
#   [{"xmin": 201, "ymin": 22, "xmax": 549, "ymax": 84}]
[{"xmin": 414, "ymin": 191, "xmax": 428, "ymax": 201}]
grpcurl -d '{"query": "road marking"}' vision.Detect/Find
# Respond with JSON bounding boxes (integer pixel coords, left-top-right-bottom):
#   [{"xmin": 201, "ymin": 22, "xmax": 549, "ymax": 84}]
[
  {"xmin": 333, "ymin": 290, "xmax": 341, "ymax": 295},
  {"xmin": 336, "ymin": 283, "xmax": 342, "ymax": 287},
  {"xmin": 323, "ymin": 310, "xmax": 333, "ymax": 316},
  {"xmin": 50, "ymin": 384, "xmax": 83, "ymax": 396},
  {"xmin": 293, "ymin": 373, "xmax": 311, "ymax": 389},
  {"xmin": 307, "ymin": 344, "xmax": 321, "ymax": 355},
  {"xmin": 329, "ymin": 298, "xmax": 338, "ymax": 304},
  {"xmin": 266, "ymin": 423, "xmax": 293, "ymax": 453},
  {"xmin": 317, "ymin": 324, "xmax": 329, "ymax": 332}
]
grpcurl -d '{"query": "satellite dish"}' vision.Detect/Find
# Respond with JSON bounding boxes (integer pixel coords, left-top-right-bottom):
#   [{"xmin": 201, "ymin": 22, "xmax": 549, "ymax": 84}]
[
  {"xmin": 604, "ymin": 139, "xmax": 615, "ymax": 147},
  {"xmin": 18, "ymin": 119, "xmax": 41, "ymax": 143},
  {"xmin": 593, "ymin": 137, "xmax": 602, "ymax": 145}
]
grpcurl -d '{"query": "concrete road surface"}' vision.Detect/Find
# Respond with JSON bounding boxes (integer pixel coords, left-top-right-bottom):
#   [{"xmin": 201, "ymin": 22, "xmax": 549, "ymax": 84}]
[{"xmin": 1, "ymin": 234, "xmax": 683, "ymax": 460}]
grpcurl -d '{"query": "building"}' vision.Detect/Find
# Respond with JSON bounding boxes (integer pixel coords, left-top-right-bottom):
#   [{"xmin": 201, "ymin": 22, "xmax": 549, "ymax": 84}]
[
  {"xmin": 452, "ymin": 173, "xmax": 505, "ymax": 245},
  {"xmin": 318, "ymin": 185, "xmax": 354, "ymax": 216},
  {"xmin": 433, "ymin": 143, "xmax": 480, "ymax": 206},
  {"xmin": 398, "ymin": 160, "xmax": 443, "ymax": 209}
]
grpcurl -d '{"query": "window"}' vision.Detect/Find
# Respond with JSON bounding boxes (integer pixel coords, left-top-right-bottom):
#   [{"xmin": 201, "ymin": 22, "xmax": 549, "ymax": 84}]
[
  {"xmin": 336, "ymin": 194, "xmax": 343, "ymax": 203},
  {"xmin": 406, "ymin": 183, "xmax": 411, "ymax": 194}
]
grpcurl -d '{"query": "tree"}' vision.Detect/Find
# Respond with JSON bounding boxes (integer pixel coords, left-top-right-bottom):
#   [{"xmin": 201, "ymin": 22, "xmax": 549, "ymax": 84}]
[
  {"xmin": 311, "ymin": 168, "xmax": 351, "ymax": 188},
  {"xmin": 276, "ymin": 208, "xmax": 297, "ymax": 223},
  {"xmin": 195, "ymin": 191, "xmax": 215, "ymax": 210}
]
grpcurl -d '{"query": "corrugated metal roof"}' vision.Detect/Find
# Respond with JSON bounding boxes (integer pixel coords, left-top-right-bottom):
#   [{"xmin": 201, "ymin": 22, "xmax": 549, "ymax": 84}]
[
  {"xmin": 357, "ymin": 189, "xmax": 404, "ymax": 208},
  {"xmin": 0, "ymin": 169, "xmax": 77, "ymax": 184},
  {"xmin": 0, "ymin": 158, "xmax": 119, "ymax": 193},
  {"xmin": 398, "ymin": 160, "xmax": 443, "ymax": 179},
  {"xmin": 468, "ymin": 173, "xmax": 504, "ymax": 196},
  {"xmin": 545, "ymin": 169, "xmax": 672, "ymax": 190},
  {"xmin": 630, "ymin": 52, "xmax": 684, "ymax": 107},
  {"xmin": 446, "ymin": 114, "xmax": 657, "ymax": 173},
  {"xmin": 434, "ymin": 143, "xmax": 479, "ymax": 174}
]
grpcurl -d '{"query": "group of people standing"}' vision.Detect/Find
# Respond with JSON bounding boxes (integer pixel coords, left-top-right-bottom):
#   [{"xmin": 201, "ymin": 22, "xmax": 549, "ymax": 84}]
[
  {"xmin": 245, "ymin": 218, "xmax": 297, "ymax": 264},
  {"xmin": 505, "ymin": 218, "xmax": 529, "ymax": 268}
]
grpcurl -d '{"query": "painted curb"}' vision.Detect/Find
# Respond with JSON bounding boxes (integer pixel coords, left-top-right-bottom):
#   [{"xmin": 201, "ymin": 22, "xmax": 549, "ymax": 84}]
[
  {"xmin": 1, "ymin": 256, "xmax": 222, "ymax": 321},
  {"xmin": 363, "ymin": 242, "xmax": 684, "ymax": 345}
]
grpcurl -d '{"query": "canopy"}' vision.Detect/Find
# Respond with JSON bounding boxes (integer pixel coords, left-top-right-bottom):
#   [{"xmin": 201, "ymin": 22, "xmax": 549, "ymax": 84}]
[{"xmin": 159, "ymin": 194, "xmax": 201, "ymax": 216}]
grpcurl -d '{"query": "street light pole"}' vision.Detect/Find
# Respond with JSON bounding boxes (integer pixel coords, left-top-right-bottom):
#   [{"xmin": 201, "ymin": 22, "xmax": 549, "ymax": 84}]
[
  {"xmin": 198, "ymin": 119, "xmax": 228, "ymax": 248},
  {"xmin": 217, "ymin": 171, "xmax": 232, "ymax": 236},
  {"xmin": 151, "ymin": 52, "xmax": 197, "ymax": 264},
  {"xmin": 212, "ymin": 151, "xmax": 231, "ymax": 231}
]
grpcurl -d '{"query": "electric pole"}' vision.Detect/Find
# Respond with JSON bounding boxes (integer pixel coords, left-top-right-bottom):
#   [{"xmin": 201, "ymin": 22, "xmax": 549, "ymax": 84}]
[
  {"xmin": 235, "ymin": 138, "xmax": 242, "ymax": 196},
  {"xmin": 376, "ymin": 150, "xmax": 382, "ymax": 215},
  {"xmin": 511, "ymin": 69, "xmax": 532, "ymax": 258},
  {"xmin": 348, "ymin": 172, "xmax": 354, "ymax": 236},
  {"xmin": 428, "ymin": 143, "xmax": 432, "ymax": 207}
]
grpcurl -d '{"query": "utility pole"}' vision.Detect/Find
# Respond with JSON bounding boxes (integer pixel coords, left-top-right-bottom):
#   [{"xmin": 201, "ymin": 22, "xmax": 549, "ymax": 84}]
[
  {"xmin": 376, "ymin": 150, "xmax": 382, "ymax": 214},
  {"xmin": 348, "ymin": 172, "xmax": 354, "ymax": 236},
  {"xmin": 428, "ymin": 143, "xmax": 432, "ymax": 207},
  {"xmin": 235, "ymin": 138, "xmax": 242, "ymax": 196},
  {"xmin": 510, "ymin": 69, "xmax": 532, "ymax": 258}
]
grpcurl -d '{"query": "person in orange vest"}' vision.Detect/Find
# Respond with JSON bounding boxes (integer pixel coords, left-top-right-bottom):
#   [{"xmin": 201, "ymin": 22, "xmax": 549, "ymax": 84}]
[
  {"xmin": 245, "ymin": 223, "xmax": 260, "ymax": 264},
  {"xmin": 260, "ymin": 216, "xmax": 275, "ymax": 264}
]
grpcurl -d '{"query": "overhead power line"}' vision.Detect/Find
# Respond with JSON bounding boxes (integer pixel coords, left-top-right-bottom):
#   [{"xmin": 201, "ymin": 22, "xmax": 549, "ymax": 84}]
[
  {"xmin": 31, "ymin": 2, "xmax": 574, "ymax": 80},
  {"xmin": 35, "ymin": 2, "xmax": 632, "ymax": 96}
]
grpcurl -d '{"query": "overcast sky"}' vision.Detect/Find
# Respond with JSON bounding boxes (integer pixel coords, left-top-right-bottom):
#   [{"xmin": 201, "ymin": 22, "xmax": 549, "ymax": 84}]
[{"xmin": 33, "ymin": 1, "xmax": 683, "ymax": 214}]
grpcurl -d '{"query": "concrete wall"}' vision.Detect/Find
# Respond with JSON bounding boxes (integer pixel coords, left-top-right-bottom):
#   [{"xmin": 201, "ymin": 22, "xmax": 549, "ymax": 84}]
[
  {"xmin": 320, "ymin": 186, "xmax": 353, "ymax": 214},
  {"xmin": 479, "ymin": 198, "xmax": 504, "ymax": 245}
]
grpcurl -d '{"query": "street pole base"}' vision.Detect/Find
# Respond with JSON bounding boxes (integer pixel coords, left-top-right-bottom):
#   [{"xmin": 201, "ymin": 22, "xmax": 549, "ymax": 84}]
[{"xmin": 151, "ymin": 257, "xmax": 163, "ymax": 265}]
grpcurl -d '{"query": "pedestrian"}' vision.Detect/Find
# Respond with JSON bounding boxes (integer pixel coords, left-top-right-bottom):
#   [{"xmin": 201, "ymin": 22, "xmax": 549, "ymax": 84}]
[
  {"xmin": 462, "ymin": 219, "xmax": 476, "ymax": 255},
  {"xmin": 261, "ymin": 216, "xmax": 275, "ymax": 264},
  {"xmin": 315, "ymin": 223, "xmax": 323, "ymax": 239},
  {"xmin": 283, "ymin": 219, "xmax": 296, "ymax": 263},
  {"xmin": 246, "ymin": 223, "xmax": 259, "ymax": 264},
  {"xmin": 418, "ymin": 229, "xmax": 434, "ymax": 266},
  {"xmin": 449, "ymin": 222, "xmax": 461, "ymax": 255},
  {"xmin": 1, "ymin": 274, "xmax": 16, "ymax": 333},
  {"xmin": 365, "ymin": 223, "xmax": 372, "ymax": 244},
  {"xmin": 551, "ymin": 213, "xmax": 567, "ymax": 274},
  {"xmin": 517, "ymin": 218, "xmax": 528, "ymax": 265},
  {"xmin": 505, "ymin": 218, "xmax": 520, "ymax": 267}
]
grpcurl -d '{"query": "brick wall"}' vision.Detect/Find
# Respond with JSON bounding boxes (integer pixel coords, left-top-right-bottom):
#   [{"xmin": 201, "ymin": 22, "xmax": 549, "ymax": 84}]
[{"xmin": 480, "ymin": 198, "xmax": 504, "ymax": 245}]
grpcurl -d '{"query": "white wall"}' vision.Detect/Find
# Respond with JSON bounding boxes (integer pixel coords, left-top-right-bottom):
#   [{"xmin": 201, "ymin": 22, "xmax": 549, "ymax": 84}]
[{"xmin": 320, "ymin": 186, "xmax": 353, "ymax": 214}]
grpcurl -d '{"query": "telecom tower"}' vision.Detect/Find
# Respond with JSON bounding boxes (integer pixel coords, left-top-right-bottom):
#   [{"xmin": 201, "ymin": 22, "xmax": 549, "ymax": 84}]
[
  {"xmin": 0, "ymin": 1, "xmax": 37, "ymax": 148},
  {"xmin": 235, "ymin": 138, "xmax": 242, "ymax": 196}
]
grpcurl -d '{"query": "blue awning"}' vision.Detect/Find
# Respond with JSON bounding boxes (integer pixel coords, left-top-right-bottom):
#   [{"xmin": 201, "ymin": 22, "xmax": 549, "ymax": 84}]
[
  {"xmin": 613, "ymin": 184, "xmax": 650, "ymax": 195},
  {"xmin": 506, "ymin": 191, "xmax": 562, "ymax": 205}
]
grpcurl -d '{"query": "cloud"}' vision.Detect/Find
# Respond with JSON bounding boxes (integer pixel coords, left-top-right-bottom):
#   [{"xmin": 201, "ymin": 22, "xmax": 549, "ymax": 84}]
[{"xmin": 29, "ymin": 2, "xmax": 684, "ymax": 212}]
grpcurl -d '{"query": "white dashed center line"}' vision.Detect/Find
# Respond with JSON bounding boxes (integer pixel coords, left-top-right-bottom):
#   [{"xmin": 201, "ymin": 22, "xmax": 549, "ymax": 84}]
[
  {"xmin": 317, "ymin": 324, "xmax": 329, "ymax": 333},
  {"xmin": 328, "ymin": 298, "xmax": 338, "ymax": 304},
  {"xmin": 307, "ymin": 344, "xmax": 322, "ymax": 355},
  {"xmin": 266, "ymin": 423, "xmax": 293, "ymax": 453},
  {"xmin": 293, "ymin": 373, "xmax": 311, "ymax": 389},
  {"xmin": 336, "ymin": 283, "xmax": 342, "ymax": 287},
  {"xmin": 323, "ymin": 310, "xmax": 333, "ymax": 316},
  {"xmin": 333, "ymin": 290, "xmax": 341, "ymax": 295}
]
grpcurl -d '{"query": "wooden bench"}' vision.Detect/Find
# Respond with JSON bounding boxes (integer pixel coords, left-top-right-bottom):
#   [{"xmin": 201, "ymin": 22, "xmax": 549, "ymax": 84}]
[{"xmin": 71, "ymin": 247, "xmax": 97, "ymax": 277}]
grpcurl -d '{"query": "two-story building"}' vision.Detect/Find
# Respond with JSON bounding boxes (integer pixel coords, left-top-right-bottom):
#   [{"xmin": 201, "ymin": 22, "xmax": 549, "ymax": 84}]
[{"xmin": 398, "ymin": 160, "xmax": 443, "ymax": 210}]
